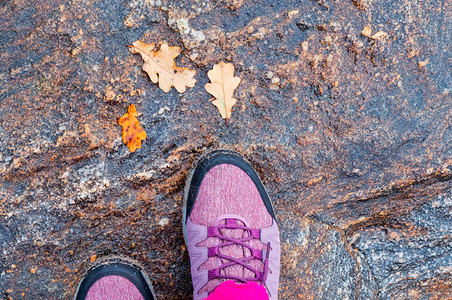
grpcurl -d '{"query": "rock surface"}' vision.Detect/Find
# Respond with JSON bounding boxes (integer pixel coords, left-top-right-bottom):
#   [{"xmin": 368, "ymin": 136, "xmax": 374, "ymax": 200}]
[{"xmin": 0, "ymin": 0, "xmax": 450, "ymax": 299}]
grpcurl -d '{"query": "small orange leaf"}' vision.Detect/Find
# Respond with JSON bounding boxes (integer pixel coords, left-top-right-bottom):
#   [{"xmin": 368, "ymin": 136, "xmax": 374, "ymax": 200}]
[
  {"xmin": 205, "ymin": 61, "xmax": 241, "ymax": 121},
  {"xmin": 128, "ymin": 41, "xmax": 197, "ymax": 93},
  {"xmin": 118, "ymin": 104, "xmax": 147, "ymax": 152}
]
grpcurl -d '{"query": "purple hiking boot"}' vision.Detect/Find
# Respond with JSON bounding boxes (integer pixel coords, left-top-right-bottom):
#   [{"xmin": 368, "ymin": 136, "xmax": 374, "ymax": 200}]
[
  {"xmin": 75, "ymin": 256, "xmax": 156, "ymax": 300},
  {"xmin": 183, "ymin": 150, "xmax": 281, "ymax": 300}
]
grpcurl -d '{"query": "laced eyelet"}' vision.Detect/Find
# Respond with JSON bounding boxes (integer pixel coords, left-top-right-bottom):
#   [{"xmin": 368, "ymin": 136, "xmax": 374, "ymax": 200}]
[
  {"xmin": 204, "ymin": 219, "xmax": 271, "ymax": 284},
  {"xmin": 207, "ymin": 227, "xmax": 218, "ymax": 237},
  {"xmin": 208, "ymin": 246, "xmax": 219, "ymax": 257},
  {"xmin": 208, "ymin": 268, "xmax": 220, "ymax": 280}
]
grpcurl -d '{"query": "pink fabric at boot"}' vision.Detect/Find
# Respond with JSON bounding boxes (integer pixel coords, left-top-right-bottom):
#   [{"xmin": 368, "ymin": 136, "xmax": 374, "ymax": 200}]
[
  {"xmin": 191, "ymin": 164, "xmax": 272, "ymax": 228},
  {"xmin": 191, "ymin": 164, "xmax": 272, "ymax": 295},
  {"xmin": 204, "ymin": 280, "xmax": 270, "ymax": 300},
  {"xmin": 85, "ymin": 275, "xmax": 144, "ymax": 300},
  {"xmin": 185, "ymin": 158, "xmax": 281, "ymax": 300}
]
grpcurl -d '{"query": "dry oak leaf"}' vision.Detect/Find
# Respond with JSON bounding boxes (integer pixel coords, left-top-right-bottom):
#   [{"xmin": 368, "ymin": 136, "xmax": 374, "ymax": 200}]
[
  {"xmin": 362, "ymin": 25, "xmax": 372, "ymax": 37},
  {"xmin": 205, "ymin": 61, "xmax": 241, "ymax": 121},
  {"xmin": 118, "ymin": 104, "xmax": 147, "ymax": 152},
  {"xmin": 128, "ymin": 41, "xmax": 196, "ymax": 93}
]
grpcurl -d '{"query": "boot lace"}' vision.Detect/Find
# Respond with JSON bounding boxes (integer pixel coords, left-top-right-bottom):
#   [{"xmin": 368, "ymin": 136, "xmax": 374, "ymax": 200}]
[{"xmin": 206, "ymin": 218, "xmax": 271, "ymax": 283}]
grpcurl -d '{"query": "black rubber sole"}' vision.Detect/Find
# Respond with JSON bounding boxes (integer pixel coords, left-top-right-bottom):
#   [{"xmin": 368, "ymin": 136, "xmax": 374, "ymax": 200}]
[
  {"xmin": 75, "ymin": 256, "xmax": 156, "ymax": 300},
  {"xmin": 183, "ymin": 149, "xmax": 276, "ymax": 224}
]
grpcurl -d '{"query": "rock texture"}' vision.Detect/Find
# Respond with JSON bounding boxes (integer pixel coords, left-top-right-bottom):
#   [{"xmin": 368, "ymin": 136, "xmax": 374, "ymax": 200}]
[{"xmin": 0, "ymin": 0, "xmax": 450, "ymax": 299}]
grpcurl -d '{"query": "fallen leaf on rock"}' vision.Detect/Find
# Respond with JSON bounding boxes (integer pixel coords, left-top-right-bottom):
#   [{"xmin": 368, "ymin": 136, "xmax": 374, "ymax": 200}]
[
  {"xmin": 288, "ymin": 9, "xmax": 299, "ymax": 17},
  {"xmin": 118, "ymin": 104, "xmax": 147, "ymax": 152},
  {"xmin": 205, "ymin": 61, "xmax": 241, "ymax": 121},
  {"xmin": 362, "ymin": 25, "xmax": 372, "ymax": 37},
  {"xmin": 418, "ymin": 59, "xmax": 429, "ymax": 67},
  {"xmin": 128, "ymin": 41, "xmax": 196, "ymax": 93},
  {"xmin": 371, "ymin": 31, "xmax": 388, "ymax": 40}
]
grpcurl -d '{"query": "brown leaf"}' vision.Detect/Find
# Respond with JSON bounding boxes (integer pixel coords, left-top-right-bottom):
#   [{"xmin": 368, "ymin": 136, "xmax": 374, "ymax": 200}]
[
  {"xmin": 371, "ymin": 31, "xmax": 388, "ymax": 40},
  {"xmin": 128, "ymin": 41, "xmax": 196, "ymax": 93},
  {"xmin": 362, "ymin": 25, "xmax": 372, "ymax": 37},
  {"xmin": 418, "ymin": 59, "xmax": 429, "ymax": 67},
  {"xmin": 118, "ymin": 104, "xmax": 147, "ymax": 152},
  {"xmin": 205, "ymin": 61, "xmax": 241, "ymax": 121}
]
